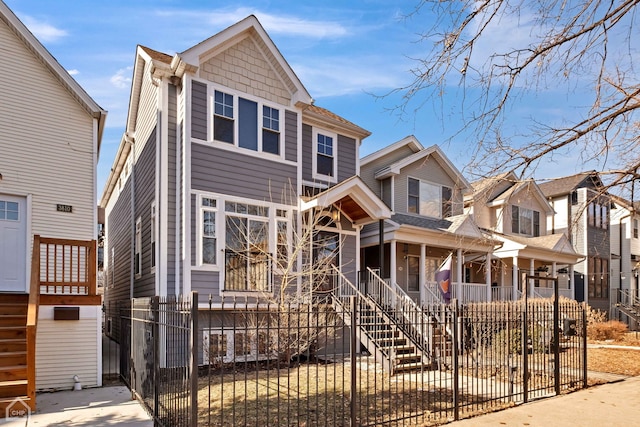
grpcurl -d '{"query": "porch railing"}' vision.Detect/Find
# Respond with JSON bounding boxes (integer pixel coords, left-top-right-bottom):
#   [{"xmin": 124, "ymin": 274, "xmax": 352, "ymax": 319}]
[
  {"xmin": 38, "ymin": 237, "xmax": 97, "ymax": 296},
  {"xmin": 491, "ymin": 286, "xmax": 519, "ymax": 301},
  {"xmin": 425, "ymin": 281, "xmax": 489, "ymax": 303}
]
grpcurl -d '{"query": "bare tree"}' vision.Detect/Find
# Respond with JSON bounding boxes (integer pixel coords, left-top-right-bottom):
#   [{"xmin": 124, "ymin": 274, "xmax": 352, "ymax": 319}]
[
  {"xmin": 206, "ymin": 206, "xmax": 346, "ymax": 366},
  {"xmin": 394, "ymin": 0, "xmax": 640, "ymax": 196}
]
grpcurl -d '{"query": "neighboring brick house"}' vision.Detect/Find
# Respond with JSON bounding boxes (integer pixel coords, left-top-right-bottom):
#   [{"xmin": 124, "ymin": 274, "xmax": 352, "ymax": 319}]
[
  {"xmin": 99, "ymin": 16, "xmax": 390, "ymax": 364},
  {"xmin": 465, "ymin": 172, "xmax": 581, "ymax": 300},
  {"xmin": 539, "ymin": 172, "xmax": 611, "ymax": 312}
]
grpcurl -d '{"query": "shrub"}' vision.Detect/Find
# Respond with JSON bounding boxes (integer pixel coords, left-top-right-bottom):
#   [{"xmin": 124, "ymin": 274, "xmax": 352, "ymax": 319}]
[
  {"xmin": 587, "ymin": 320, "xmax": 628, "ymax": 341},
  {"xmin": 493, "ymin": 325, "xmax": 551, "ymax": 354}
]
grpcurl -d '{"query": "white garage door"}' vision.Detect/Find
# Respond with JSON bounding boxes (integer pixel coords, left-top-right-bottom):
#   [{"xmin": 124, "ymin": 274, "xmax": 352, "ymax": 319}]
[{"xmin": 0, "ymin": 195, "xmax": 27, "ymax": 292}]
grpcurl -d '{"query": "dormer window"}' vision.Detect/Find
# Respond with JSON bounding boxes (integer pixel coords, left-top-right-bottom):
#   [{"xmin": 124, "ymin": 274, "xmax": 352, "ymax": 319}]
[
  {"xmin": 511, "ymin": 205, "xmax": 540, "ymax": 237},
  {"xmin": 407, "ymin": 177, "xmax": 453, "ymax": 218}
]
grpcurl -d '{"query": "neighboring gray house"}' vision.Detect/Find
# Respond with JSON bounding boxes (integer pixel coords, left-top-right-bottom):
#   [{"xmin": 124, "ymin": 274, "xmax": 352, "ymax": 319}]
[
  {"xmin": 465, "ymin": 172, "xmax": 581, "ymax": 301},
  {"xmin": 99, "ymin": 16, "xmax": 390, "ymax": 364},
  {"xmin": 360, "ymin": 136, "xmax": 496, "ymax": 304},
  {"xmin": 539, "ymin": 172, "xmax": 612, "ymax": 312}
]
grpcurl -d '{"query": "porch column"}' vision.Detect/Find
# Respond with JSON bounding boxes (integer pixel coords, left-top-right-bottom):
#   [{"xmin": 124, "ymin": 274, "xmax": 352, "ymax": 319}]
[
  {"xmin": 486, "ymin": 251, "xmax": 492, "ymax": 302},
  {"xmin": 569, "ymin": 264, "xmax": 575, "ymax": 300},
  {"xmin": 420, "ymin": 244, "xmax": 426, "ymax": 305},
  {"xmin": 512, "ymin": 256, "xmax": 519, "ymax": 299},
  {"xmin": 457, "ymin": 248, "xmax": 463, "ymax": 301},
  {"xmin": 529, "ymin": 258, "xmax": 535, "ymax": 297},
  {"xmin": 552, "ymin": 262, "xmax": 557, "ymax": 278},
  {"xmin": 390, "ymin": 240, "xmax": 397, "ymax": 304}
]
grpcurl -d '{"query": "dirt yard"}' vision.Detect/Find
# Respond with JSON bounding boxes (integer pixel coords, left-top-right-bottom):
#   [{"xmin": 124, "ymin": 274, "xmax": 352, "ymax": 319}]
[{"xmin": 588, "ymin": 332, "xmax": 640, "ymax": 377}]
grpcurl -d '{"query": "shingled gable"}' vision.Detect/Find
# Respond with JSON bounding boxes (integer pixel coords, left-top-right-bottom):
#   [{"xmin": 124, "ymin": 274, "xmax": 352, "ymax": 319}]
[
  {"xmin": 177, "ymin": 15, "xmax": 312, "ymax": 106},
  {"xmin": 370, "ymin": 137, "xmax": 471, "ymax": 190},
  {"xmin": 0, "ymin": 1, "xmax": 107, "ymax": 148},
  {"xmin": 486, "ymin": 179, "xmax": 554, "ymax": 214}
]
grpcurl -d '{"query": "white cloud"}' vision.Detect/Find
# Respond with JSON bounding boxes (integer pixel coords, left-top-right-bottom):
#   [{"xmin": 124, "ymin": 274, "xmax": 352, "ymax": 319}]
[
  {"xmin": 294, "ymin": 56, "xmax": 406, "ymax": 98},
  {"xmin": 110, "ymin": 67, "xmax": 133, "ymax": 89},
  {"xmin": 21, "ymin": 15, "xmax": 67, "ymax": 43},
  {"xmin": 67, "ymin": 69, "xmax": 79, "ymax": 76},
  {"xmin": 156, "ymin": 8, "xmax": 349, "ymax": 39}
]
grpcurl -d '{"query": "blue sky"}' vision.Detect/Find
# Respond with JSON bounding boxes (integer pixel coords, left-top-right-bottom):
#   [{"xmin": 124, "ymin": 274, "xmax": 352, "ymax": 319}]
[{"xmin": 5, "ymin": 0, "xmax": 596, "ymax": 195}]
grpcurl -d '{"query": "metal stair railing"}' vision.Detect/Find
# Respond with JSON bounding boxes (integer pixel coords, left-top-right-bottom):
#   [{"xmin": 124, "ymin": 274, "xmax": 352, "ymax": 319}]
[
  {"xmin": 616, "ymin": 289, "xmax": 640, "ymax": 322},
  {"xmin": 364, "ymin": 268, "xmax": 434, "ymax": 360},
  {"xmin": 331, "ymin": 266, "xmax": 397, "ymax": 373}
]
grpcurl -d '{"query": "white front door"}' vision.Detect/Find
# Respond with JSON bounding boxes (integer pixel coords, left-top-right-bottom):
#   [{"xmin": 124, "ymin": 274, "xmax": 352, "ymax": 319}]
[{"xmin": 0, "ymin": 195, "xmax": 27, "ymax": 292}]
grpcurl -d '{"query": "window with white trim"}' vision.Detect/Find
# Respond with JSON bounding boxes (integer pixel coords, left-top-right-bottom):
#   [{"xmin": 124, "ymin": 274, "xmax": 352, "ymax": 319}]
[
  {"xmin": 634, "ymin": 219, "xmax": 638, "ymax": 239},
  {"xmin": 313, "ymin": 129, "xmax": 337, "ymax": 182},
  {"xmin": 211, "ymin": 87, "xmax": 283, "ymax": 156},
  {"xmin": 203, "ymin": 329, "xmax": 272, "ymax": 364},
  {"xmin": 150, "ymin": 201, "xmax": 156, "ymax": 270},
  {"xmin": 201, "ymin": 197, "xmax": 217, "ymax": 266},
  {"xmin": 511, "ymin": 205, "xmax": 540, "ymax": 237},
  {"xmin": 407, "ymin": 178, "xmax": 453, "ymax": 218},
  {"xmin": 134, "ymin": 217, "xmax": 141, "ymax": 277}
]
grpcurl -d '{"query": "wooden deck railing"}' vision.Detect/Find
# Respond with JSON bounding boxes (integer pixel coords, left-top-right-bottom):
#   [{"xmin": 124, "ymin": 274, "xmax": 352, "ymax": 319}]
[
  {"xmin": 26, "ymin": 235, "xmax": 40, "ymax": 411},
  {"xmin": 25, "ymin": 235, "xmax": 100, "ymax": 411},
  {"xmin": 37, "ymin": 236, "xmax": 99, "ymax": 306}
]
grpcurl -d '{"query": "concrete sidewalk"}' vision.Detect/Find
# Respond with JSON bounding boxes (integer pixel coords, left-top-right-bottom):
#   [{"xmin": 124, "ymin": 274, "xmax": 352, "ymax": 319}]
[
  {"xmin": 3, "ymin": 386, "xmax": 152, "ymax": 427},
  {"xmin": 448, "ymin": 375, "xmax": 640, "ymax": 426}
]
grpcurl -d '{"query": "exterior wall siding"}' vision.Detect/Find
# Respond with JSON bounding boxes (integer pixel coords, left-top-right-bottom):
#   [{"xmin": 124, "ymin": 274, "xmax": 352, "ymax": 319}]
[
  {"xmin": 0, "ymin": 21, "xmax": 95, "ymax": 241},
  {"xmin": 132, "ymin": 130, "xmax": 157, "ymax": 298},
  {"xmin": 167, "ymin": 84, "xmax": 177, "ymax": 296},
  {"xmin": 106, "ymin": 178, "xmax": 133, "ymax": 302},
  {"xmin": 35, "ymin": 306, "xmax": 101, "ymax": 390},
  {"xmin": 199, "ymin": 34, "xmax": 292, "ymax": 106},
  {"xmin": 285, "ymin": 110, "xmax": 298, "ymax": 163},
  {"xmin": 191, "ymin": 143, "xmax": 297, "ymax": 205},
  {"xmin": 191, "ymin": 80, "xmax": 208, "ymax": 140},
  {"xmin": 192, "ymin": 270, "xmax": 220, "ymax": 296},
  {"xmin": 337, "ymin": 135, "xmax": 356, "ymax": 182},
  {"xmin": 302, "ymin": 124, "xmax": 313, "ymax": 182},
  {"xmin": 134, "ymin": 60, "xmax": 159, "ymax": 161}
]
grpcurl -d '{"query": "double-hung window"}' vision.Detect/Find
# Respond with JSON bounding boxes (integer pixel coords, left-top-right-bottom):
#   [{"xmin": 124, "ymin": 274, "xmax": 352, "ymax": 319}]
[
  {"xmin": 407, "ymin": 178, "xmax": 453, "ymax": 218},
  {"xmin": 201, "ymin": 197, "xmax": 218, "ymax": 266},
  {"xmin": 511, "ymin": 205, "xmax": 540, "ymax": 237},
  {"xmin": 212, "ymin": 87, "xmax": 282, "ymax": 156},
  {"xmin": 634, "ymin": 219, "xmax": 639, "ymax": 239},
  {"xmin": 150, "ymin": 201, "xmax": 156, "ymax": 270},
  {"xmin": 313, "ymin": 129, "xmax": 337, "ymax": 182},
  {"xmin": 134, "ymin": 217, "xmax": 141, "ymax": 277},
  {"xmin": 214, "ymin": 90, "xmax": 234, "ymax": 144},
  {"xmin": 262, "ymin": 106, "xmax": 280, "ymax": 155}
]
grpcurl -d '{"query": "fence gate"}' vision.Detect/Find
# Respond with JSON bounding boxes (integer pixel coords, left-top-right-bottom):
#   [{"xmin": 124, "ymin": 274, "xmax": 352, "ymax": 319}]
[{"xmin": 125, "ymin": 293, "xmax": 198, "ymax": 427}]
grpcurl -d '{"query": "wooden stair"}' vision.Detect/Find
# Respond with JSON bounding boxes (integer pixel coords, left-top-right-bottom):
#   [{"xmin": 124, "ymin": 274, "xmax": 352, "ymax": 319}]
[{"xmin": 0, "ymin": 294, "xmax": 31, "ymax": 417}]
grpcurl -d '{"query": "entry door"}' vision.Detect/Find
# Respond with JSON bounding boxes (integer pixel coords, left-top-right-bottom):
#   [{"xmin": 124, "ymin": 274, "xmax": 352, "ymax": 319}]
[{"xmin": 0, "ymin": 195, "xmax": 27, "ymax": 292}]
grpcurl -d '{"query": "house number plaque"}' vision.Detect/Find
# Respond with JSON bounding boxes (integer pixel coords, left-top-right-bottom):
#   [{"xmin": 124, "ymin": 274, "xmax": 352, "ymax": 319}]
[{"xmin": 56, "ymin": 204, "xmax": 73, "ymax": 213}]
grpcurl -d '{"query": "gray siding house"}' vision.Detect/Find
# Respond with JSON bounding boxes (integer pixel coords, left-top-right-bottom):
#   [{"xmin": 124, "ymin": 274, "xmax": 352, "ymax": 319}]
[
  {"xmin": 360, "ymin": 136, "xmax": 497, "ymax": 304},
  {"xmin": 100, "ymin": 16, "xmax": 390, "ymax": 364},
  {"xmin": 539, "ymin": 172, "xmax": 612, "ymax": 312}
]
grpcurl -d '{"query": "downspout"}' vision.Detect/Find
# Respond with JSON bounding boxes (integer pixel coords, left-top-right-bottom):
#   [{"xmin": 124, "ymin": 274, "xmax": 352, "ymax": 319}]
[
  {"xmin": 618, "ymin": 212, "xmax": 631, "ymax": 307},
  {"xmin": 127, "ymin": 133, "xmax": 135, "ymax": 300}
]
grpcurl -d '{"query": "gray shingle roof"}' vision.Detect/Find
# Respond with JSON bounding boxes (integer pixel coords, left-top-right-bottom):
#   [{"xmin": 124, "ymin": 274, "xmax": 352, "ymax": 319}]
[{"xmin": 538, "ymin": 171, "xmax": 600, "ymax": 197}]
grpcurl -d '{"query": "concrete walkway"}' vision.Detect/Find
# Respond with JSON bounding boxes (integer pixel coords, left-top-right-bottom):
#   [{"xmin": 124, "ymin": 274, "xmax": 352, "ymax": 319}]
[
  {"xmin": 4, "ymin": 386, "xmax": 152, "ymax": 427},
  {"xmin": 448, "ymin": 375, "xmax": 640, "ymax": 426}
]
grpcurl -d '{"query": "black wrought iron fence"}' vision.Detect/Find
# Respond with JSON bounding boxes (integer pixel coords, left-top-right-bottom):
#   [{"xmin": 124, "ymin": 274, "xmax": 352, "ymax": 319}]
[{"xmin": 109, "ymin": 293, "xmax": 587, "ymax": 427}]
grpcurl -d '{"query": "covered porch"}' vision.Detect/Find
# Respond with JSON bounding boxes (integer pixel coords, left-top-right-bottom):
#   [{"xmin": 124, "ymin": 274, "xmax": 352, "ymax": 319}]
[{"xmin": 360, "ymin": 214, "xmax": 498, "ymax": 304}]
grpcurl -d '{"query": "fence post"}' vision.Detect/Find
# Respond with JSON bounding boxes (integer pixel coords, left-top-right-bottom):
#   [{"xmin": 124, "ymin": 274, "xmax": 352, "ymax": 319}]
[
  {"xmin": 582, "ymin": 302, "xmax": 588, "ymax": 389},
  {"xmin": 190, "ymin": 292, "xmax": 199, "ymax": 427},
  {"xmin": 350, "ymin": 295, "xmax": 357, "ymax": 427},
  {"xmin": 522, "ymin": 300, "xmax": 528, "ymax": 403},
  {"xmin": 452, "ymin": 299, "xmax": 460, "ymax": 421},
  {"xmin": 152, "ymin": 297, "xmax": 160, "ymax": 422},
  {"xmin": 554, "ymin": 279, "xmax": 560, "ymax": 395}
]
